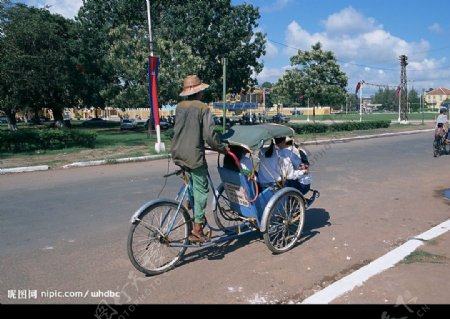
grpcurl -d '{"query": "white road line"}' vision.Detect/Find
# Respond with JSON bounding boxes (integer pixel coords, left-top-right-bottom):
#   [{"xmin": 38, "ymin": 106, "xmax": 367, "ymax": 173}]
[{"xmin": 302, "ymin": 219, "xmax": 450, "ymax": 304}]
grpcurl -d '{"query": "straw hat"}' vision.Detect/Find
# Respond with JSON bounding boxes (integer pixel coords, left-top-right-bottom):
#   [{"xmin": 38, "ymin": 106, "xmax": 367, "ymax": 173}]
[{"xmin": 179, "ymin": 75, "xmax": 209, "ymax": 97}]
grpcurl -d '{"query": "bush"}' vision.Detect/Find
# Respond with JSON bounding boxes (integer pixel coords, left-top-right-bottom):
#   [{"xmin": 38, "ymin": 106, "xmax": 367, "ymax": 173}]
[
  {"xmin": 164, "ymin": 128, "xmax": 174, "ymax": 139},
  {"xmin": 287, "ymin": 120, "xmax": 390, "ymax": 135},
  {"xmin": 0, "ymin": 128, "xmax": 97, "ymax": 153}
]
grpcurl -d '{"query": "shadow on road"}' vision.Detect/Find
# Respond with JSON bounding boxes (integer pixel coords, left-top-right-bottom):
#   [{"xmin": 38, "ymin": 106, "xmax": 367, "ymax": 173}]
[
  {"xmin": 175, "ymin": 208, "xmax": 331, "ymax": 270},
  {"xmin": 178, "ymin": 232, "xmax": 261, "ymax": 268},
  {"xmin": 296, "ymin": 208, "xmax": 331, "ymax": 246}
]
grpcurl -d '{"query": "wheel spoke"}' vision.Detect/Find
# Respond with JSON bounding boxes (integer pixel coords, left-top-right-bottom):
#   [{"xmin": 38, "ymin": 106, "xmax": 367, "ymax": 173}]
[
  {"xmin": 264, "ymin": 192, "xmax": 305, "ymax": 253},
  {"xmin": 128, "ymin": 201, "xmax": 190, "ymax": 275}
]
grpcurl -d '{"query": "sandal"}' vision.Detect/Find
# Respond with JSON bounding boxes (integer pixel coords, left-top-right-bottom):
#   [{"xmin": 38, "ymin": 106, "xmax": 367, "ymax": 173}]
[{"xmin": 188, "ymin": 230, "xmax": 207, "ymax": 243}]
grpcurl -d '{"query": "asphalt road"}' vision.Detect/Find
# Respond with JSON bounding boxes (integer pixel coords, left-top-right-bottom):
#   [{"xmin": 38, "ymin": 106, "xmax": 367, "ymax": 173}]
[{"xmin": 0, "ymin": 131, "xmax": 449, "ymax": 306}]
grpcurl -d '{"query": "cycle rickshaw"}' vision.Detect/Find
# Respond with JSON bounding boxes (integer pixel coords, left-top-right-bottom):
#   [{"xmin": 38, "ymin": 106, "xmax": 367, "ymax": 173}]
[{"xmin": 127, "ymin": 124, "xmax": 320, "ymax": 275}]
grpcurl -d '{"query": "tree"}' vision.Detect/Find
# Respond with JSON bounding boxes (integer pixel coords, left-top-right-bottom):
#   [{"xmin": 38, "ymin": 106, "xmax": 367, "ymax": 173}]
[
  {"xmin": 408, "ymin": 88, "xmax": 420, "ymax": 112},
  {"xmin": 76, "ymin": 0, "xmax": 265, "ymax": 107},
  {"xmin": 271, "ymin": 42, "xmax": 348, "ymax": 111},
  {"xmin": 0, "ymin": 3, "xmax": 82, "ymax": 128},
  {"xmin": 152, "ymin": 0, "xmax": 265, "ymax": 100},
  {"xmin": 76, "ymin": 0, "xmax": 147, "ymax": 110},
  {"xmin": 270, "ymin": 69, "xmax": 303, "ymax": 108},
  {"xmin": 103, "ymin": 25, "xmax": 205, "ymax": 110},
  {"xmin": 372, "ymin": 87, "xmax": 397, "ymax": 111}
]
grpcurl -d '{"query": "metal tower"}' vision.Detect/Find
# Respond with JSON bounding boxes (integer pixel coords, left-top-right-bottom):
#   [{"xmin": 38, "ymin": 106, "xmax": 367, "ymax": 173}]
[{"xmin": 399, "ymin": 55, "xmax": 408, "ymax": 121}]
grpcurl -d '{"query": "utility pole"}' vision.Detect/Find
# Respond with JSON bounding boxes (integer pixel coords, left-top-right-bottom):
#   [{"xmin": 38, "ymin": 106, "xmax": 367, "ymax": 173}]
[
  {"xmin": 421, "ymin": 88, "xmax": 425, "ymax": 125},
  {"xmin": 345, "ymin": 94, "xmax": 348, "ymax": 114},
  {"xmin": 399, "ymin": 55, "xmax": 408, "ymax": 123},
  {"xmin": 359, "ymin": 81, "xmax": 363, "ymax": 122},
  {"xmin": 222, "ymin": 57, "xmax": 227, "ymax": 133}
]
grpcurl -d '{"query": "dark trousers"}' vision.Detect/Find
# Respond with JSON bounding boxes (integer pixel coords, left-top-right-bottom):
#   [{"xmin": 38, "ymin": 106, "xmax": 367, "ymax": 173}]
[{"xmin": 285, "ymin": 179, "xmax": 310, "ymax": 195}]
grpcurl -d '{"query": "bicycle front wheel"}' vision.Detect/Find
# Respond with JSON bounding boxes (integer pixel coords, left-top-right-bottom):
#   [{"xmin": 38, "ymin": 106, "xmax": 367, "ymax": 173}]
[{"xmin": 127, "ymin": 201, "xmax": 191, "ymax": 276}]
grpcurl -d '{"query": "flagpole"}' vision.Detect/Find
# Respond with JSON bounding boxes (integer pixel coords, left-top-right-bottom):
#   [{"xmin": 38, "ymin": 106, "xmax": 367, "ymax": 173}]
[
  {"xmin": 146, "ymin": 0, "xmax": 164, "ymax": 153},
  {"xmin": 307, "ymin": 98, "xmax": 310, "ymax": 122}
]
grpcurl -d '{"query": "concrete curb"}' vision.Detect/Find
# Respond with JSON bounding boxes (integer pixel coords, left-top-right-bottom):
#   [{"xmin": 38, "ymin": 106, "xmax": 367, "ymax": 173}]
[
  {"xmin": 62, "ymin": 154, "xmax": 170, "ymax": 168},
  {"xmin": 1, "ymin": 128, "xmax": 433, "ymax": 174},
  {"xmin": 0, "ymin": 165, "xmax": 49, "ymax": 175}
]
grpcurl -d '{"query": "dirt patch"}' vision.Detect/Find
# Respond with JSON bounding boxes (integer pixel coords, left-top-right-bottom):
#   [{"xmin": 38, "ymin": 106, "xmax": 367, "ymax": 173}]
[
  {"xmin": 401, "ymin": 250, "xmax": 448, "ymax": 264},
  {"xmin": 279, "ymin": 259, "xmax": 373, "ymax": 303}
]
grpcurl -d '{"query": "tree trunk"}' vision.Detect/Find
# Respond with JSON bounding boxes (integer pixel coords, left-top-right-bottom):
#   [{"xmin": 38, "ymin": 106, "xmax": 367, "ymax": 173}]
[
  {"xmin": 313, "ymin": 105, "xmax": 316, "ymax": 123},
  {"xmin": 6, "ymin": 109, "xmax": 18, "ymax": 131},
  {"xmin": 51, "ymin": 107, "xmax": 66, "ymax": 128}
]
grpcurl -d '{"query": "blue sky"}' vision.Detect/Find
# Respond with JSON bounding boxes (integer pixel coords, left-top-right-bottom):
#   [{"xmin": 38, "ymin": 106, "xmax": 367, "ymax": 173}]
[{"xmin": 15, "ymin": 0, "xmax": 450, "ymax": 96}]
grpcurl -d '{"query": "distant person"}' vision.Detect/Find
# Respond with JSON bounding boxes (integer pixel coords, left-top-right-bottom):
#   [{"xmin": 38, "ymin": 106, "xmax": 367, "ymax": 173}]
[
  {"xmin": 171, "ymin": 75, "xmax": 229, "ymax": 243},
  {"xmin": 436, "ymin": 107, "xmax": 449, "ymax": 143}
]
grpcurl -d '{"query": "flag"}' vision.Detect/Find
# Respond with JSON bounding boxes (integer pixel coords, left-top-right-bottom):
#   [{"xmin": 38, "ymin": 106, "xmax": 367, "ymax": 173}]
[
  {"xmin": 355, "ymin": 80, "xmax": 365, "ymax": 95},
  {"xmin": 299, "ymin": 95, "xmax": 304, "ymax": 100},
  {"xmin": 395, "ymin": 85, "xmax": 401, "ymax": 97},
  {"xmin": 148, "ymin": 56, "xmax": 160, "ymax": 128}
]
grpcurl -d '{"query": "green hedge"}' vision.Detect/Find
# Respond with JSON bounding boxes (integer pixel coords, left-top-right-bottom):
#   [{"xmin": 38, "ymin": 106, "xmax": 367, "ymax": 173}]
[
  {"xmin": 163, "ymin": 126, "xmax": 222, "ymax": 140},
  {"xmin": 287, "ymin": 120, "xmax": 390, "ymax": 135},
  {"xmin": 0, "ymin": 128, "xmax": 97, "ymax": 153}
]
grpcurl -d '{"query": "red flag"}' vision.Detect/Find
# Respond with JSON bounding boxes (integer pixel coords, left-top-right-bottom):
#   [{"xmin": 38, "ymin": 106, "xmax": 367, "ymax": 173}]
[
  {"xmin": 299, "ymin": 95, "xmax": 304, "ymax": 100},
  {"xmin": 148, "ymin": 56, "xmax": 160, "ymax": 127},
  {"xmin": 355, "ymin": 82, "xmax": 361, "ymax": 94},
  {"xmin": 395, "ymin": 85, "xmax": 401, "ymax": 97},
  {"xmin": 355, "ymin": 80, "xmax": 365, "ymax": 94}
]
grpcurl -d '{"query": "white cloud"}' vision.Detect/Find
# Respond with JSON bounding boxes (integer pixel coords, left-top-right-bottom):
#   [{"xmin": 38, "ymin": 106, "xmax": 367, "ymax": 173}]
[
  {"xmin": 25, "ymin": 0, "xmax": 83, "ymax": 19},
  {"xmin": 428, "ymin": 23, "xmax": 443, "ymax": 33},
  {"xmin": 264, "ymin": 40, "xmax": 279, "ymax": 59},
  {"xmin": 255, "ymin": 65, "xmax": 291, "ymax": 85},
  {"xmin": 285, "ymin": 20, "xmax": 430, "ymax": 65},
  {"xmin": 322, "ymin": 7, "xmax": 381, "ymax": 35},
  {"xmin": 272, "ymin": 6, "xmax": 447, "ymax": 94}
]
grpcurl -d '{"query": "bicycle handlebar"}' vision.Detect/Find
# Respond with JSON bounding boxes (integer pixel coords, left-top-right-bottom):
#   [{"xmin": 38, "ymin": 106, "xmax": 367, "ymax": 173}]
[{"xmin": 163, "ymin": 169, "xmax": 183, "ymax": 178}]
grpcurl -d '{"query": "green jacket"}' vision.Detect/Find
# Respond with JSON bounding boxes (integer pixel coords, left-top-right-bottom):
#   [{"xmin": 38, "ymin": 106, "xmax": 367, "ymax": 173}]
[{"xmin": 171, "ymin": 100, "xmax": 227, "ymax": 169}]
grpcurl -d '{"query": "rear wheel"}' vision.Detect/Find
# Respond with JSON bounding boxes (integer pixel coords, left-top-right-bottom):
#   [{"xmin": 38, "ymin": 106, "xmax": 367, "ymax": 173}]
[
  {"xmin": 213, "ymin": 183, "xmax": 243, "ymax": 230},
  {"xmin": 433, "ymin": 138, "xmax": 440, "ymax": 157},
  {"xmin": 127, "ymin": 201, "xmax": 191, "ymax": 275},
  {"xmin": 263, "ymin": 190, "xmax": 305, "ymax": 254}
]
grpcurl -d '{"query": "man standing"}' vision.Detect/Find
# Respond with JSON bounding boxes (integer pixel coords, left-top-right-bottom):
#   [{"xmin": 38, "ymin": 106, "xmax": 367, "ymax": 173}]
[{"xmin": 171, "ymin": 75, "xmax": 228, "ymax": 242}]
